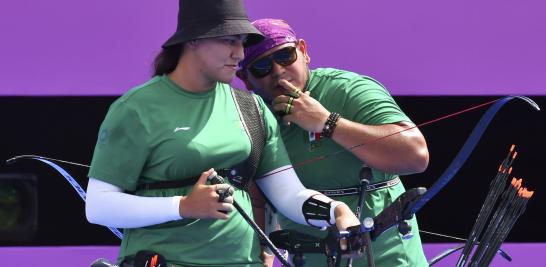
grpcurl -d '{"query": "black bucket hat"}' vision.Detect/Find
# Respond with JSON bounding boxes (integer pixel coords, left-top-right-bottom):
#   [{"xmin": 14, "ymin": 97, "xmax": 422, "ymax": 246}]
[{"xmin": 162, "ymin": 0, "xmax": 264, "ymax": 48}]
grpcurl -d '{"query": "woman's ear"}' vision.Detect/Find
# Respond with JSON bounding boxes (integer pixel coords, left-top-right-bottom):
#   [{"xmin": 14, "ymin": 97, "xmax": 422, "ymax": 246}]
[
  {"xmin": 236, "ymin": 69, "xmax": 255, "ymax": 91},
  {"xmin": 187, "ymin": 40, "xmax": 199, "ymax": 49}
]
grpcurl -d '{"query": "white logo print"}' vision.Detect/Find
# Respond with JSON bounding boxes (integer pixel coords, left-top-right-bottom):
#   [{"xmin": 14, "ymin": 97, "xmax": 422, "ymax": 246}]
[{"xmin": 174, "ymin": 126, "xmax": 191, "ymax": 132}]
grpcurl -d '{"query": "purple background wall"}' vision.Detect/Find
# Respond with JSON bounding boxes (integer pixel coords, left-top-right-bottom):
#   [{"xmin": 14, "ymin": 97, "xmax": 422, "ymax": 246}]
[{"xmin": 1, "ymin": 0, "xmax": 545, "ymax": 96}]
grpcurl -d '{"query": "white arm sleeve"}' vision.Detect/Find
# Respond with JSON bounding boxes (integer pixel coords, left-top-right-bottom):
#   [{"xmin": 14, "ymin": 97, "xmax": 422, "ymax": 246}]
[
  {"xmin": 256, "ymin": 166, "xmax": 341, "ymax": 227},
  {"xmin": 85, "ymin": 177, "xmax": 182, "ymax": 228}
]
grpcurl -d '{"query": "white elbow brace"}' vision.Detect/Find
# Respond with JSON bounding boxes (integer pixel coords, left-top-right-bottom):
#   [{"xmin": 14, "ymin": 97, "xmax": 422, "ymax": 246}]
[{"xmin": 256, "ymin": 166, "xmax": 341, "ymax": 228}]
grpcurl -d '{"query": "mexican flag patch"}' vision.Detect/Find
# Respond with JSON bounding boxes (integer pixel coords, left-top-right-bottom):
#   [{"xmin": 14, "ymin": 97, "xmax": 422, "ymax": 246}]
[{"xmin": 308, "ymin": 131, "xmax": 321, "ymax": 142}]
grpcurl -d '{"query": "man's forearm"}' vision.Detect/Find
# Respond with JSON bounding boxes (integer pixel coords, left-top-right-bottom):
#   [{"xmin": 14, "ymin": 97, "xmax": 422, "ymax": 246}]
[{"xmin": 331, "ymin": 119, "xmax": 429, "ymax": 174}]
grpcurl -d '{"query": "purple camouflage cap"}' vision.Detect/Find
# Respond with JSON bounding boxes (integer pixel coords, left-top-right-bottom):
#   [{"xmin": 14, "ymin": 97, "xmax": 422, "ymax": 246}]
[{"xmin": 239, "ymin": 19, "xmax": 298, "ymax": 69}]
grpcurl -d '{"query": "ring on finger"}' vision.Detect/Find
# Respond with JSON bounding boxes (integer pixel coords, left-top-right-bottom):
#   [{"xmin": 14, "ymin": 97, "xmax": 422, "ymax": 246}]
[
  {"xmin": 287, "ymin": 96, "xmax": 294, "ymax": 106},
  {"xmin": 285, "ymin": 103, "xmax": 293, "ymax": 115},
  {"xmin": 285, "ymin": 89, "xmax": 300, "ymax": 99}
]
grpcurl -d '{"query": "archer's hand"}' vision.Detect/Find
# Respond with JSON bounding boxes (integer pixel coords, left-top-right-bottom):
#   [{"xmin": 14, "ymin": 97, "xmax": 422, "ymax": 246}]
[
  {"xmin": 272, "ymin": 79, "xmax": 330, "ymax": 132},
  {"xmin": 179, "ymin": 168, "xmax": 234, "ymax": 219},
  {"xmin": 333, "ymin": 202, "xmax": 361, "ymax": 250}
]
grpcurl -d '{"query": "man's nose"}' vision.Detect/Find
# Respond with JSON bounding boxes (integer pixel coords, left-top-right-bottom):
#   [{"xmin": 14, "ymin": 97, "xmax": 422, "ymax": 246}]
[{"xmin": 270, "ymin": 61, "xmax": 285, "ymax": 78}]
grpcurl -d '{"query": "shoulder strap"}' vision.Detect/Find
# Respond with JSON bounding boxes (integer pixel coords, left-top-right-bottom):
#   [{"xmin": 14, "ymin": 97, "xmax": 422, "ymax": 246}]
[{"xmin": 230, "ymin": 88, "xmax": 266, "ymax": 185}]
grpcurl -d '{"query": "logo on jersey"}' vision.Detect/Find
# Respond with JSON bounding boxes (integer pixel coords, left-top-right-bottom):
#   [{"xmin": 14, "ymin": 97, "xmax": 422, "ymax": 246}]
[
  {"xmin": 173, "ymin": 126, "xmax": 191, "ymax": 132},
  {"xmin": 306, "ymin": 131, "xmax": 322, "ymax": 151}
]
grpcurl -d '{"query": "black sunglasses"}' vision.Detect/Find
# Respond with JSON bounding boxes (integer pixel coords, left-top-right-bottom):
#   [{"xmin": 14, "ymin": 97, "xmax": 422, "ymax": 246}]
[{"xmin": 248, "ymin": 46, "xmax": 298, "ymax": 78}]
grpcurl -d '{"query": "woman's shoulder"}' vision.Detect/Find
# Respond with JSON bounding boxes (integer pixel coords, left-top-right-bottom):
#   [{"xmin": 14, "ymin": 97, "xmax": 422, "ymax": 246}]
[{"xmin": 118, "ymin": 76, "xmax": 164, "ymax": 102}]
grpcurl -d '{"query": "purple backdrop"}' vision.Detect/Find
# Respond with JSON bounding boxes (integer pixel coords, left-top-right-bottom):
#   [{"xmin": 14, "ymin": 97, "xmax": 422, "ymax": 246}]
[
  {"xmin": 1, "ymin": 243, "xmax": 545, "ymax": 266},
  {"xmin": 1, "ymin": 0, "xmax": 545, "ymax": 96}
]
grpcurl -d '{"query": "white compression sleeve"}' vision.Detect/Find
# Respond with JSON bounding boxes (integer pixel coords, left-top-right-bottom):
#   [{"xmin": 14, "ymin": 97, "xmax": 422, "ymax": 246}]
[
  {"xmin": 256, "ymin": 166, "xmax": 341, "ymax": 227},
  {"xmin": 85, "ymin": 177, "xmax": 182, "ymax": 228}
]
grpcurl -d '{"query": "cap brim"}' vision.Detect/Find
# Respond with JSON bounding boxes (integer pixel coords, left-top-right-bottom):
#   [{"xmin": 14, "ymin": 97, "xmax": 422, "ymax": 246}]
[{"xmin": 162, "ymin": 20, "xmax": 264, "ymax": 48}]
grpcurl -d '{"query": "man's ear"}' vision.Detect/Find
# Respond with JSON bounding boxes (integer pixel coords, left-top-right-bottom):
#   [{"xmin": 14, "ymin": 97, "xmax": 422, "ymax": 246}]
[
  {"xmin": 298, "ymin": 39, "xmax": 311, "ymax": 64},
  {"xmin": 236, "ymin": 69, "xmax": 255, "ymax": 91}
]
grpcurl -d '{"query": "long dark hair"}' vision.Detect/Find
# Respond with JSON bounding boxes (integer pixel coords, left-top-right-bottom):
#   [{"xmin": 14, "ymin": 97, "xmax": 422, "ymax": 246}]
[{"xmin": 152, "ymin": 44, "xmax": 185, "ymax": 76}]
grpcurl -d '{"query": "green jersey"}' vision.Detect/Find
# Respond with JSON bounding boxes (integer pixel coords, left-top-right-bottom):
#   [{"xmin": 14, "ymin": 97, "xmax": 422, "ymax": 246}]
[
  {"xmin": 89, "ymin": 75, "xmax": 290, "ymax": 266},
  {"xmin": 278, "ymin": 68, "xmax": 428, "ymax": 266}
]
